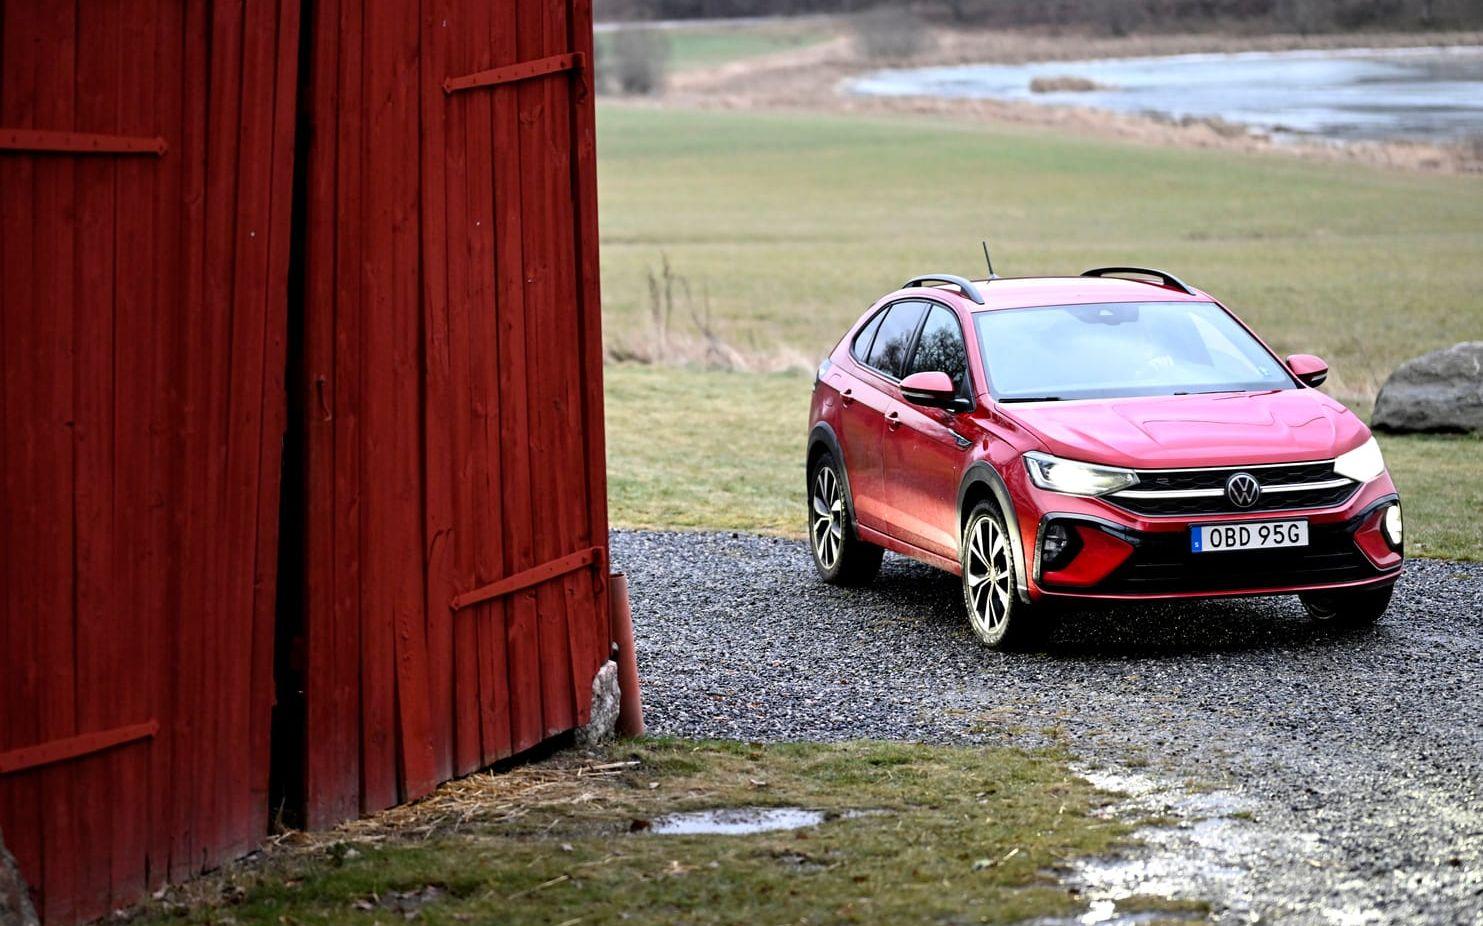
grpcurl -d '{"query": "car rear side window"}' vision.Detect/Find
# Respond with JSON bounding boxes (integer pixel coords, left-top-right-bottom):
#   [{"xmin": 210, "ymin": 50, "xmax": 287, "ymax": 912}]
[
  {"xmin": 904, "ymin": 305, "xmax": 970, "ymax": 396},
  {"xmin": 851, "ymin": 309, "xmax": 886, "ymax": 364},
  {"xmin": 865, "ymin": 302, "xmax": 927, "ymax": 378}
]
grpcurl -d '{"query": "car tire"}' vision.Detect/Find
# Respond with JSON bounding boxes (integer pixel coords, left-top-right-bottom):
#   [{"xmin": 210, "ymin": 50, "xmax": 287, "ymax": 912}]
[
  {"xmin": 1299, "ymin": 584, "xmax": 1393, "ymax": 627},
  {"xmin": 808, "ymin": 451, "xmax": 883, "ymax": 586},
  {"xmin": 960, "ymin": 501, "xmax": 1047, "ymax": 649}
]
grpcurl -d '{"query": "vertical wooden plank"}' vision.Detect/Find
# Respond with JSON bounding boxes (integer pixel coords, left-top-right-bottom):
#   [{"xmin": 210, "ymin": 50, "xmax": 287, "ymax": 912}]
[
  {"xmin": 490, "ymin": 0, "xmax": 544, "ymax": 755},
  {"xmin": 28, "ymin": 3, "xmax": 82, "ymax": 918},
  {"xmin": 566, "ymin": 0, "xmax": 612, "ymax": 687},
  {"xmin": 440, "ymin": 0, "xmax": 486, "ymax": 777},
  {"xmin": 464, "ymin": 0, "xmax": 512, "ymax": 767},
  {"xmin": 388, "ymin": 0, "xmax": 435, "ymax": 802},
  {"xmin": 538, "ymin": 0, "xmax": 599, "ymax": 722},
  {"xmin": 167, "ymin": 0, "xmax": 212, "ymax": 884},
  {"xmin": 0, "ymin": 0, "xmax": 45, "ymax": 906},
  {"xmin": 515, "ymin": 0, "xmax": 576, "ymax": 738},
  {"xmin": 145, "ymin": 0, "xmax": 188, "ymax": 894},
  {"xmin": 213, "ymin": 0, "xmax": 271, "ymax": 860},
  {"xmin": 418, "ymin": 0, "xmax": 457, "ymax": 787},
  {"xmin": 330, "ymin": 0, "xmax": 368, "ymax": 822},
  {"xmin": 303, "ymin": 0, "xmax": 361, "ymax": 831},
  {"xmin": 71, "ymin": 0, "xmax": 121, "ymax": 916}
]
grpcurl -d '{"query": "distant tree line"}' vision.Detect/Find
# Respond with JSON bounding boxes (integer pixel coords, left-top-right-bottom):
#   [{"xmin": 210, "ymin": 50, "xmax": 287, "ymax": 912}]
[{"xmin": 596, "ymin": 0, "xmax": 1483, "ymax": 32}]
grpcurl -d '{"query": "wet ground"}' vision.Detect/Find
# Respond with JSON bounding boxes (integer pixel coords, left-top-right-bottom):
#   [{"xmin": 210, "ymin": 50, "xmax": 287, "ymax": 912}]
[
  {"xmin": 849, "ymin": 46, "xmax": 1483, "ymax": 143},
  {"xmin": 615, "ymin": 530, "xmax": 1483, "ymax": 924}
]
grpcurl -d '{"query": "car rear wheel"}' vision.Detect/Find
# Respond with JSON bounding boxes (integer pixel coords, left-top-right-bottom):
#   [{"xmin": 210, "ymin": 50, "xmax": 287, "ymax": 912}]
[
  {"xmin": 961, "ymin": 502, "xmax": 1046, "ymax": 649},
  {"xmin": 808, "ymin": 452, "xmax": 883, "ymax": 586},
  {"xmin": 1299, "ymin": 584, "xmax": 1393, "ymax": 628}
]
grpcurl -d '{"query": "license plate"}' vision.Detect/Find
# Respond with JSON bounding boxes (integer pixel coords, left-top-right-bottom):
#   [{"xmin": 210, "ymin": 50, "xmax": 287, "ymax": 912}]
[{"xmin": 1191, "ymin": 520, "xmax": 1308, "ymax": 553}]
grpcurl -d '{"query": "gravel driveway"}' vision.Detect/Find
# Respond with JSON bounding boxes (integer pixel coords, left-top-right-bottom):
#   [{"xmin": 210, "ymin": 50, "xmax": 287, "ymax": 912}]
[{"xmin": 614, "ymin": 529, "xmax": 1483, "ymax": 925}]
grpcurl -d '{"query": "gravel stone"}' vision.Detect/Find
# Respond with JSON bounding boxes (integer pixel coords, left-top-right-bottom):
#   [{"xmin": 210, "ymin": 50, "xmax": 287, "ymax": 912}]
[{"xmin": 614, "ymin": 529, "xmax": 1483, "ymax": 924}]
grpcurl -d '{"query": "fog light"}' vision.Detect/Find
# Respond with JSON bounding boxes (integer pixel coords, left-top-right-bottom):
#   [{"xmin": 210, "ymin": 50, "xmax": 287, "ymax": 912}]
[
  {"xmin": 1042, "ymin": 523, "xmax": 1073, "ymax": 568},
  {"xmin": 1384, "ymin": 503, "xmax": 1403, "ymax": 548}
]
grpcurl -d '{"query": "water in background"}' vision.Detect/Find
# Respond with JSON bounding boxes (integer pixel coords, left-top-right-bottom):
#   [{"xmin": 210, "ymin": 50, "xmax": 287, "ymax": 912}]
[{"xmin": 848, "ymin": 46, "xmax": 1483, "ymax": 143}]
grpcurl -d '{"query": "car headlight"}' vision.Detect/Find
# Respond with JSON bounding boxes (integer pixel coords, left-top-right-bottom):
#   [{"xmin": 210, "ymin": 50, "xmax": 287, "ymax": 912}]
[
  {"xmin": 1333, "ymin": 437, "xmax": 1386, "ymax": 483},
  {"xmin": 1024, "ymin": 452, "xmax": 1139, "ymax": 497}
]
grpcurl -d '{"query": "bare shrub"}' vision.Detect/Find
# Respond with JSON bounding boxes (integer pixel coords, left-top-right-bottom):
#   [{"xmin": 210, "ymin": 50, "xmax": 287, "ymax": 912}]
[
  {"xmin": 851, "ymin": 5, "xmax": 934, "ymax": 62},
  {"xmin": 607, "ymin": 255, "xmax": 752, "ymax": 371},
  {"xmin": 598, "ymin": 27, "xmax": 670, "ymax": 96},
  {"xmin": 1029, "ymin": 75, "xmax": 1111, "ymax": 93}
]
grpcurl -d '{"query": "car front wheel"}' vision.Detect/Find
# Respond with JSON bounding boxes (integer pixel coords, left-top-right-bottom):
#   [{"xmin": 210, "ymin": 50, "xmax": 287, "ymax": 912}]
[
  {"xmin": 808, "ymin": 452, "xmax": 883, "ymax": 585},
  {"xmin": 961, "ymin": 501, "xmax": 1046, "ymax": 649}
]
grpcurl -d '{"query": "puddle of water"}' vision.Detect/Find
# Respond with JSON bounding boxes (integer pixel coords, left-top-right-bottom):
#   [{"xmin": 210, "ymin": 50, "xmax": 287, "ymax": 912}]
[
  {"xmin": 648, "ymin": 806, "xmax": 828, "ymax": 835},
  {"xmin": 847, "ymin": 46, "xmax": 1483, "ymax": 143}
]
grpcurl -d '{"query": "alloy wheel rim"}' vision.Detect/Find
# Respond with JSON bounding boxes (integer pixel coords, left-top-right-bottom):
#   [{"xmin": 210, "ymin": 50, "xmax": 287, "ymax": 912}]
[
  {"xmin": 966, "ymin": 516, "xmax": 1013, "ymax": 637},
  {"xmin": 811, "ymin": 467, "xmax": 845, "ymax": 570}
]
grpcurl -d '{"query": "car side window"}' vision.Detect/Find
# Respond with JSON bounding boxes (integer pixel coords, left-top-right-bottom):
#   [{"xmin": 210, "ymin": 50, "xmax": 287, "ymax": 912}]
[
  {"xmin": 904, "ymin": 305, "xmax": 970, "ymax": 396},
  {"xmin": 865, "ymin": 302, "xmax": 927, "ymax": 379},
  {"xmin": 851, "ymin": 309, "xmax": 886, "ymax": 364}
]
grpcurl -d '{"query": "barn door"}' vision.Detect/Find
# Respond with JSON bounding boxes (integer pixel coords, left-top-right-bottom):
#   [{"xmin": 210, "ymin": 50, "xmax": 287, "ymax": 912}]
[{"xmin": 295, "ymin": 0, "xmax": 611, "ymax": 829}]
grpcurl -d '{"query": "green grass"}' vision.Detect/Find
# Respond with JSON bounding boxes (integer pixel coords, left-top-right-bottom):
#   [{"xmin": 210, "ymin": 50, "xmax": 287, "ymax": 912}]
[
  {"xmin": 137, "ymin": 740, "xmax": 1188, "ymax": 926},
  {"xmin": 597, "ymin": 105, "xmax": 1483, "ymax": 558},
  {"xmin": 662, "ymin": 23, "xmax": 830, "ymax": 71},
  {"xmin": 597, "ymin": 105, "xmax": 1483, "ymax": 403}
]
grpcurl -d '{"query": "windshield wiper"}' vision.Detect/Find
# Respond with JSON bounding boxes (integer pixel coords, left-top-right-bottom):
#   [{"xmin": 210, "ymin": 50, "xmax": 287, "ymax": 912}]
[{"xmin": 998, "ymin": 396, "xmax": 1062, "ymax": 403}]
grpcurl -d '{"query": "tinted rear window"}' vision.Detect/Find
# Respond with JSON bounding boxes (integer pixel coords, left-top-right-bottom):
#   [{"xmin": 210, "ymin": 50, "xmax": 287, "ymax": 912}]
[
  {"xmin": 865, "ymin": 302, "xmax": 926, "ymax": 378},
  {"xmin": 851, "ymin": 309, "xmax": 886, "ymax": 363}
]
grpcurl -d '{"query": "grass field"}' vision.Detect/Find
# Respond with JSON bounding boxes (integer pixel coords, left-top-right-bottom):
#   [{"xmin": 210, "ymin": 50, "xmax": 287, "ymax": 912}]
[
  {"xmin": 661, "ymin": 21, "xmax": 831, "ymax": 71},
  {"xmin": 138, "ymin": 740, "xmax": 1191, "ymax": 926},
  {"xmin": 598, "ymin": 106, "xmax": 1483, "ymax": 402},
  {"xmin": 597, "ymin": 105, "xmax": 1483, "ymax": 559}
]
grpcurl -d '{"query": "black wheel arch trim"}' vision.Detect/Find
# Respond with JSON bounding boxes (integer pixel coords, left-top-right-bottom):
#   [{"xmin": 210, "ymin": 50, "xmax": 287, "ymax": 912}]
[
  {"xmin": 958, "ymin": 462, "xmax": 1031, "ymax": 603},
  {"xmin": 808, "ymin": 423, "xmax": 858, "ymax": 524}
]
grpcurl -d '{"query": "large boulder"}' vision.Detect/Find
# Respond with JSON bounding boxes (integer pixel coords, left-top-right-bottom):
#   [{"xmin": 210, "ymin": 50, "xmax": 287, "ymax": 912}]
[
  {"xmin": 0, "ymin": 827, "xmax": 38, "ymax": 926},
  {"xmin": 1371, "ymin": 342, "xmax": 1483, "ymax": 434}
]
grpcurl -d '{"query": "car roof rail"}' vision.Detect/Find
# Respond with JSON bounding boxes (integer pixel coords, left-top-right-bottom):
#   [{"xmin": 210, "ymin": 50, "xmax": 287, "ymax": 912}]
[
  {"xmin": 1080, "ymin": 266, "xmax": 1195, "ymax": 295},
  {"xmin": 902, "ymin": 274, "xmax": 986, "ymax": 305}
]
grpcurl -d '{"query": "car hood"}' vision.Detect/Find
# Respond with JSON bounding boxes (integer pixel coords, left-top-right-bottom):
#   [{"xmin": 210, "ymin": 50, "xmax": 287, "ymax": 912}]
[{"xmin": 998, "ymin": 389, "xmax": 1370, "ymax": 469}]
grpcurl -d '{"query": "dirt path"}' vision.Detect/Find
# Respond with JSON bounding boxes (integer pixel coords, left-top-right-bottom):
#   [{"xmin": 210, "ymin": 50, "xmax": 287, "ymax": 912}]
[{"xmin": 651, "ymin": 27, "xmax": 1483, "ymax": 174}]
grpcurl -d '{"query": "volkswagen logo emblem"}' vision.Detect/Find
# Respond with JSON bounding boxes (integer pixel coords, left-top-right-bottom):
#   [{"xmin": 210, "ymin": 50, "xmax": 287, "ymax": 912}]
[{"xmin": 1225, "ymin": 472, "xmax": 1262, "ymax": 509}]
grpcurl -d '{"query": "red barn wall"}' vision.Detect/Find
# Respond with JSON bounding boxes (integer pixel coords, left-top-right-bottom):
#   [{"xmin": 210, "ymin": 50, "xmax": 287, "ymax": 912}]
[
  {"xmin": 1, "ymin": 0, "xmax": 610, "ymax": 919},
  {"xmin": 0, "ymin": 1, "xmax": 299, "ymax": 922},
  {"xmin": 291, "ymin": 0, "xmax": 611, "ymax": 826}
]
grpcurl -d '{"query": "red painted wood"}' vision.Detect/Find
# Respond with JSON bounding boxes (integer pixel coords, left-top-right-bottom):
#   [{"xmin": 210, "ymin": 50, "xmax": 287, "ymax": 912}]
[
  {"xmin": 0, "ymin": 725, "xmax": 158, "ymax": 776},
  {"xmin": 0, "ymin": 0, "xmax": 297, "ymax": 919},
  {"xmin": 441, "ymin": 51, "xmax": 582, "ymax": 94},
  {"xmin": 2, "ymin": 2, "xmax": 612, "ymax": 918},
  {"xmin": 451, "ymin": 548, "xmax": 602, "ymax": 611},
  {"xmin": 0, "ymin": 128, "xmax": 166, "ymax": 155}
]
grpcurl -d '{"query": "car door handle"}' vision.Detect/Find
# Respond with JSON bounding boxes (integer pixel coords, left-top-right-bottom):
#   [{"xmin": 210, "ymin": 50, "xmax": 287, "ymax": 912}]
[
  {"xmin": 840, "ymin": 388, "xmax": 855, "ymax": 407},
  {"xmin": 886, "ymin": 410, "xmax": 901, "ymax": 431}
]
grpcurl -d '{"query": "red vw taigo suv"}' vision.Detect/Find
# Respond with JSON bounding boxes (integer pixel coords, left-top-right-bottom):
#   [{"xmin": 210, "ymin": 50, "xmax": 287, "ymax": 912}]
[{"xmin": 806, "ymin": 267, "xmax": 1403, "ymax": 648}]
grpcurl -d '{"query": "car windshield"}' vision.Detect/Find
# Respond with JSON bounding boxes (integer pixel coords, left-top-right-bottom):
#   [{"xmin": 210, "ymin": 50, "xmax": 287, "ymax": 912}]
[{"xmin": 974, "ymin": 301, "xmax": 1296, "ymax": 401}]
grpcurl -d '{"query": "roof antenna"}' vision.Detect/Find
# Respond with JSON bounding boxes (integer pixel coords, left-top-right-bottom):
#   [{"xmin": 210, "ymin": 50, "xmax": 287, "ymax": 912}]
[{"xmin": 981, "ymin": 240, "xmax": 999, "ymax": 280}]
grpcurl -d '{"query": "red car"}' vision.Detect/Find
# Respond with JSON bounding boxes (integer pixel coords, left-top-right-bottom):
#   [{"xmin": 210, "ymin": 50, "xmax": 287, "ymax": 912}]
[{"xmin": 807, "ymin": 267, "xmax": 1403, "ymax": 648}]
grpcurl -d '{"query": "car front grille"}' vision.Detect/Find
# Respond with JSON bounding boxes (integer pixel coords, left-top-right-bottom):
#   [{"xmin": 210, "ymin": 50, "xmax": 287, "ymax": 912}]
[
  {"xmin": 1107, "ymin": 460, "xmax": 1359, "ymax": 517},
  {"xmin": 1098, "ymin": 521, "xmax": 1383, "ymax": 595}
]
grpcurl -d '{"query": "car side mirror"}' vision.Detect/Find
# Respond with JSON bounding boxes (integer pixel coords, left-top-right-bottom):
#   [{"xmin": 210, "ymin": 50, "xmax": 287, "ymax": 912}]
[
  {"xmin": 1286, "ymin": 353, "xmax": 1329, "ymax": 388},
  {"xmin": 900, "ymin": 371, "xmax": 959, "ymax": 408}
]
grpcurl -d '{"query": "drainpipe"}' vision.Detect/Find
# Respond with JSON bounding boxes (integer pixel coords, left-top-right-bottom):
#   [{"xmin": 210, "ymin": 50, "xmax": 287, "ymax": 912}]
[{"xmin": 608, "ymin": 571, "xmax": 645, "ymax": 737}]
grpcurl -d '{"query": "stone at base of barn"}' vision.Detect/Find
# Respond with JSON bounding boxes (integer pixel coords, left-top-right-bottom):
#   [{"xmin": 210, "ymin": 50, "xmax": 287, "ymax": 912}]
[
  {"xmin": 0, "ymin": 827, "xmax": 38, "ymax": 926},
  {"xmin": 1371, "ymin": 341, "xmax": 1483, "ymax": 433},
  {"xmin": 576, "ymin": 661, "xmax": 621, "ymax": 746}
]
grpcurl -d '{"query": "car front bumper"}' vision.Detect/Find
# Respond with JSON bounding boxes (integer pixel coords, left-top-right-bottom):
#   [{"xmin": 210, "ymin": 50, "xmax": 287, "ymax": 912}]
[{"xmin": 1022, "ymin": 475, "xmax": 1403, "ymax": 602}]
